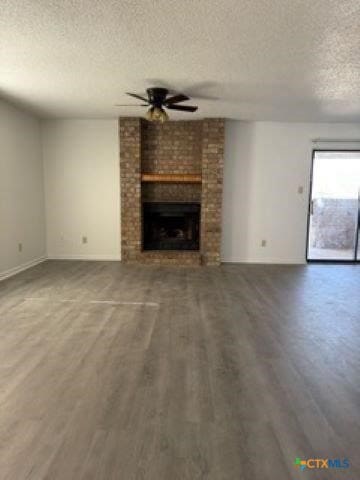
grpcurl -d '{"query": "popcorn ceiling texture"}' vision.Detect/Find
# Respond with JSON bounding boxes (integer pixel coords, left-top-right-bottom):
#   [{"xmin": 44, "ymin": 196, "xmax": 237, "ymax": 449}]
[
  {"xmin": 119, "ymin": 118, "xmax": 225, "ymax": 266},
  {"xmin": 2, "ymin": 1, "xmax": 360, "ymax": 121}
]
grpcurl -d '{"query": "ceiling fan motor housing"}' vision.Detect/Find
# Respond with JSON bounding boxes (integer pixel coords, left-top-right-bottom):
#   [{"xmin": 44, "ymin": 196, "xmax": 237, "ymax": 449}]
[
  {"xmin": 147, "ymin": 88, "xmax": 168, "ymax": 108},
  {"xmin": 120, "ymin": 88, "xmax": 198, "ymax": 119}
]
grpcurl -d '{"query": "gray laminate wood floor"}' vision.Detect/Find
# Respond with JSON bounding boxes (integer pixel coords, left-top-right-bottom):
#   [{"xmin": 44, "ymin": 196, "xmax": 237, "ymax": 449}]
[{"xmin": 0, "ymin": 261, "xmax": 359, "ymax": 480}]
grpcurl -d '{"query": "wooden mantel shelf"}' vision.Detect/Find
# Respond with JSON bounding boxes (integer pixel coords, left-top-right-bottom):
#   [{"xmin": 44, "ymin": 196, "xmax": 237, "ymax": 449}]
[{"xmin": 141, "ymin": 173, "xmax": 202, "ymax": 183}]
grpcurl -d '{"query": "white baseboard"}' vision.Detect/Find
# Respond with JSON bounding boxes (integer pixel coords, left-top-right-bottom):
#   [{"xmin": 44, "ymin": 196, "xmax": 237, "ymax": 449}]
[
  {"xmin": 47, "ymin": 254, "xmax": 121, "ymax": 261},
  {"xmin": 0, "ymin": 256, "xmax": 47, "ymax": 281},
  {"xmin": 221, "ymin": 258, "xmax": 305, "ymax": 265}
]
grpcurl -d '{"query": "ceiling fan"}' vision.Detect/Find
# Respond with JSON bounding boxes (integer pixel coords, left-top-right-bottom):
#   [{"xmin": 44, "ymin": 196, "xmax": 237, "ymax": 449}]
[{"xmin": 115, "ymin": 87, "xmax": 198, "ymax": 122}]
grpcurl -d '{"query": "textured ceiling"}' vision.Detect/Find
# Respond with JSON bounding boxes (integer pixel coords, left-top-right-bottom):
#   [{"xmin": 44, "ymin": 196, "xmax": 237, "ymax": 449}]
[{"xmin": 1, "ymin": 0, "xmax": 360, "ymax": 121}]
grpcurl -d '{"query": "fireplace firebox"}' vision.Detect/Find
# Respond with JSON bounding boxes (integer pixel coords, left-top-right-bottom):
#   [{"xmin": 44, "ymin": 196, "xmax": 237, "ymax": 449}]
[{"xmin": 143, "ymin": 202, "xmax": 200, "ymax": 251}]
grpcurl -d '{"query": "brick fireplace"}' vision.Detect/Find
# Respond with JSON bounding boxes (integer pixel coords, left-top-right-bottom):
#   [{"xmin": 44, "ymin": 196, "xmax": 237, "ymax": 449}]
[
  {"xmin": 119, "ymin": 117, "xmax": 224, "ymax": 266},
  {"xmin": 143, "ymin": 202, "xmax": 200, "ymax": 251}
]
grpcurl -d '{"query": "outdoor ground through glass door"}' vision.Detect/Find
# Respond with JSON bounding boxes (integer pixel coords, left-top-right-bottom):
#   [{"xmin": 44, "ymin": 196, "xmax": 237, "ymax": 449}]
[{"xmin": 307, "ymin": 151, "xmax": 360, "ymax": 261}]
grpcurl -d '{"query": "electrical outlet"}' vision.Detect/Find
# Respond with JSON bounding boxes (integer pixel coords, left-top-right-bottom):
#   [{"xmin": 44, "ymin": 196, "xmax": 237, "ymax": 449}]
[
  {"xmin": 82, "ymin": 236, "xmax": 88, "ymax": 244},
  {"xmin": 261, "ymin": 239, "xmax": 267, "ymax": 247},
  {"xmin": 18, "ymin": 242, "xmax": 23, "ymax": 252}
]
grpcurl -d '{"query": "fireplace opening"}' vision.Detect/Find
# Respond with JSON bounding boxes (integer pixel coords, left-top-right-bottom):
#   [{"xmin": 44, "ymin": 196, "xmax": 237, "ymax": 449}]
[{"xmin": 143, "ymin": 202, "xmax": 200, "ymax": 251}]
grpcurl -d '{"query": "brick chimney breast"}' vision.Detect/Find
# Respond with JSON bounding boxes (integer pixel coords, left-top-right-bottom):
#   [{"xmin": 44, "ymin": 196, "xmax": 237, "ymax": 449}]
[{"xmin": 119, "ymin": 118, "xmax": 225, "ymax": 266}]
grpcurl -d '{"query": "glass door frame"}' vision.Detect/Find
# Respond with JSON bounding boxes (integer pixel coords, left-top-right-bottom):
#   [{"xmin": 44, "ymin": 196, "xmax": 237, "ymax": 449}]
[{"xmin": 306, "ymin": 149, "xmax": 360, "ymax": 263}]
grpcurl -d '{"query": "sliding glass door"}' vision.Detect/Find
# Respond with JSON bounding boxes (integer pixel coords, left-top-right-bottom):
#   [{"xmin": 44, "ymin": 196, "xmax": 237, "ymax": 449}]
[{"xmin": 307, "ymin": 151, "xmax": 360, "ymax": 262}]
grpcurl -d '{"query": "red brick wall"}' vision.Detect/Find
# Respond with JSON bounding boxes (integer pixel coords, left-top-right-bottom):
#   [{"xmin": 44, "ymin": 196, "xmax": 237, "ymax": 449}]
[
  {"xmin": 142, "ymin": 183, "xmax": 201, "ymax": 203},
  {"xmin": 142, "ymin": 121, "xmax": 202, "ymax": 174},
  {"xmin": 119, "ymin": 118, "xmax": 142, "ymax": 262},
  {"xmin": 201, "ymin": 119, "xmax": 225, "ymax": 265},
  {"xmin": 119, "ymin": 117, "xmax": 225, "ymax": 266}
]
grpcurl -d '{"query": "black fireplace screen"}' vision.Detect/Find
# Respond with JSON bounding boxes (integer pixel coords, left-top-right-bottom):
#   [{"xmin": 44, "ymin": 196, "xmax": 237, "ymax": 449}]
[{"xmin": 143, "ymin": 202, "xmax": 200, "ymax": 251}]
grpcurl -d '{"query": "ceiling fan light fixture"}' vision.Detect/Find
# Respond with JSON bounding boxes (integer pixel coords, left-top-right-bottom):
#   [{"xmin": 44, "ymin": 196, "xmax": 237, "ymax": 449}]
[
  {"xmin": 146, "ymin": 107, "xmax": 154, "ymax": 121},
  {"xmin": 119, "ymin": 88, "xmax": 198, "ymax": 120},
  {"xmin": 159, "ymin": 108, "xmax": 169, "ymax": 123},
  {"xmin": 146, "ymin": 106, "xmax": 168, "ymax": 122}
]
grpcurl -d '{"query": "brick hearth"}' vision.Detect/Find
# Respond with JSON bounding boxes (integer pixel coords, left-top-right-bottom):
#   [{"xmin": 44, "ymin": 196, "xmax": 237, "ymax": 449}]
[{"xmin": 119, "ymin": 117, "xmax": 224, "ymax": 266}]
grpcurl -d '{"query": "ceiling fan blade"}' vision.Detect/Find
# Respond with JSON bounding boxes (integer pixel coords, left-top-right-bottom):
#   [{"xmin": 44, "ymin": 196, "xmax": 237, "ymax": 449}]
[
  {"xmin": 126, "ymin": 92, "xmax": 149, "ymax": 102},
  {"xmin": 114, "ymin": 104, "xmax": 148, "ymax": 107},
  {"xmin": 164, "ymin": 94, "xmax": 189, "ymax": 105},
  {"xmin": 166, "ymin": 104, "xmax": 198, "ymax": 112}
]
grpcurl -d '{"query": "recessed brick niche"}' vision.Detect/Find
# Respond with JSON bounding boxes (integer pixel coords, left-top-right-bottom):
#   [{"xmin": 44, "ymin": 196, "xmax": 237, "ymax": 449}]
[{"xmin": 119, "ymin": 117, "xmax": 224, "ymax": 266}]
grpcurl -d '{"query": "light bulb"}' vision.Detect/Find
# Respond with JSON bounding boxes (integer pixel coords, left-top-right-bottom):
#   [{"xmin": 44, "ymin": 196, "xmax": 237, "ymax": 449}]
[
  {"xmin": 146, "ymin": 106, "xmax": 168, "ymax": 122},
  {"xmin": 146, "ymin": 107, "xmax": 154, "ymax": 121},
  {"xmin": 152, "ymin": 107, "xmax": 162, "ymax": 120},
  {"xmin": 160, "ymin": 109, "xmax": 169, "ymax": 122}
]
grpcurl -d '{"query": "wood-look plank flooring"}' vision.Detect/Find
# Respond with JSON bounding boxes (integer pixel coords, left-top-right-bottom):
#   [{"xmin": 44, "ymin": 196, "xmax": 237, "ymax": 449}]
[{"xmin": 0, "ymin": 260, "xmax": 359, "ymax": 479}]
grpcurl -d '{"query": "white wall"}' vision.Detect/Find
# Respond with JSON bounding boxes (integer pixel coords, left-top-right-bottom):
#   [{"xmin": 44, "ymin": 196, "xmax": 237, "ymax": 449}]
[
  {"xmin": 222, "ymin": 120, "xmax": 360, "ymax": 263},
  {"xmin": 42, "ymin": 120, "xmax": 120, "ymax": 260},
  {"xmin": 0, "ymin": 100, "xmax": 46, "ymax": 278},
  {"xmin": 3, "ymin": 112, "xmax": 357, "ymax": 270}
]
